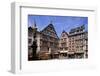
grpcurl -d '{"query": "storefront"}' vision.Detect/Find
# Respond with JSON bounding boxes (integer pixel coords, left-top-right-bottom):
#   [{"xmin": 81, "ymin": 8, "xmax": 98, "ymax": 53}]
[
  {"xmin": 67, "ymin": 52, "xmax": 75, "ymax": 58},
  {"xmin": 59, "ymin": 51, "xmax": 68, "ymax": 58},
  {"xmin": 75, "ymin": 51, "xmax": 84, "ymax": 58}
]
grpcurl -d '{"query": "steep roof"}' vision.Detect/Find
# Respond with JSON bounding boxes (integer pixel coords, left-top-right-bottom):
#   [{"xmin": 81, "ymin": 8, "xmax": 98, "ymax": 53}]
[
  {"xmin": 40, "ymin": 23, "xmax": 59, "ymax": 39},
  {"xmin": 62, "ymin": 30, "xmax": 69, "ymax": 36}
]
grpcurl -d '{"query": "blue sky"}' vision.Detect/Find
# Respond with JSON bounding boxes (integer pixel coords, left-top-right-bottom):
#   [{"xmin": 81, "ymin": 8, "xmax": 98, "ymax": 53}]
[{"xmin": 28, "ymin": 15, "xmax": 88, "ymax": 37}]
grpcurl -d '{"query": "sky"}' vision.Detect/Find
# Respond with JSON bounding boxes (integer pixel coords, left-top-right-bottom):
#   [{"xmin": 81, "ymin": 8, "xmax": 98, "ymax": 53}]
[{"xmin": 28, "ymin": 15, "xmax": 88, "ymax": 37}]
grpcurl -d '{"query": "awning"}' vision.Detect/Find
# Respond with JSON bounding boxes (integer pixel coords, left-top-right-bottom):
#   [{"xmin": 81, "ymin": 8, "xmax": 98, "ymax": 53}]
[
  {"xmin": 75, "ymin": 51, "xmax": 84, "ymax": 53},
  {"xmin": 67, "ymin": 52, "xmax": 74, "ymax": 54},
  {"xmin": 59, "ymin": 50, "xmax": 68, "ymax": 53}
]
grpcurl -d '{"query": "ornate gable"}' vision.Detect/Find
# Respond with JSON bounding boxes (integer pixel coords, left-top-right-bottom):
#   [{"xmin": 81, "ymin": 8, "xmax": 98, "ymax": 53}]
[
  {"xmin": 60, "ymin": 30, "xmax": 68, "ymax": 39},
  {"xmin": 41, "ymin": 23, "xmax": 59, "ymax": 39}
]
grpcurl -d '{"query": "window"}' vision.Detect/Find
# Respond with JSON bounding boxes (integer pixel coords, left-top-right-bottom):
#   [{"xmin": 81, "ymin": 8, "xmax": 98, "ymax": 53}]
[
  {"xmin": 28, "ymin": 32, "xmax": 32, "ymax": 37},
  {"xmin": 47, "ymin": 36, "xmax": 50, "ymax": 40},
  {"xmin": 72, "ymin": 37, "xmax": 74, "ymax": 40},
  {"xmin": 77, "ymin": 30, "xmax": 79, "ymax": 32},
  {"xmin": 50, "ymin": 42, "xmax": 53, "ymax": 46},
  {"xmin": 60, "ymin": 48, "xmax": 63, "ymax": 50},
  {"xmin": 65, "ymin": 47, "xmax": 68, "ymax": 50},
  {"xmin": 61, "ymin": 43, "xmax": 66, "ymax": 47},
  {"xmin": 64, "ymin": 38, "xmax": 66, "ymax": 41},
  {"xmin": 62, "ymin": 34, "xmax": 65, "ymax": 37},
  {"xmin": 28, "ymin": 39, "xmax": 32, "ymax": 44},
  {"xmin": 47, "ymin": 31, "xmax": 51, "ymax": 36}
]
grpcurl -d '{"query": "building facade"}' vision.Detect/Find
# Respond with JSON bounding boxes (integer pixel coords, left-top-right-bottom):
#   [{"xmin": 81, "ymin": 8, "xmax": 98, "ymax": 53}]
[
  {"xmin": 28, "ymin": 23, "xmax": 59, "ymax": 60},
  {"xmin": 83, "ymin": 32, "xmax": 88, "ymax": 58},
  {"xmin": 28, "ymin": 23, "xmax": 88, "ymax": 60},
  {"xmin": 68, "ymin": 25, "xmax": 88, "ymax": 58},
  {"xmin": 59, "ymin": 31, "xmax": 69, "ymax": 58},
  {"xmin": 39, "ymin": 23, "xmax": 59, "ymax": 59}
]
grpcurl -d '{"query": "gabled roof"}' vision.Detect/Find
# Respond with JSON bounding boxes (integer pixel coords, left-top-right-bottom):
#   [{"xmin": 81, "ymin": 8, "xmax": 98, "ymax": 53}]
[
  {"xmin": 62, "ymin": 30, "xmax": 69, "ymax": 36},
  {"xmin": 40, "ymin": 23, "xmax": 59, "ymax": 39},
  {"xmin": 60, "ymin": 30, "xmax": 69, "ymax": 38}
]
